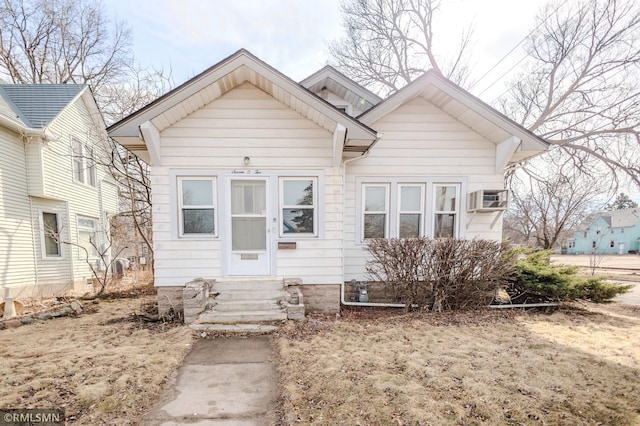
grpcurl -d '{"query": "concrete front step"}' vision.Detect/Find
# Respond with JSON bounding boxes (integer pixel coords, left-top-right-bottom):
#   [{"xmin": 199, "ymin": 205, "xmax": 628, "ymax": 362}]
[
  {"xmin": 214, "ymin": 289, "xmax": 284, "ymax": 301},
  {"xmin": 198, "ymin": 309, "xmax": 287, "ymax": 323},
  {"xmin": 212, "ymin": 300, "xmax": 282, "ymax": 312},
  {"xmin": 213, "ymin": 279, "xmax": 284, "ymax": 292}
]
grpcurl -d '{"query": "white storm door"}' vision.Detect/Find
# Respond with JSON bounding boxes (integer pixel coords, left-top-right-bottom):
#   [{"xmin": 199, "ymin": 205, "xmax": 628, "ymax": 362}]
[{"xmin": 228, "ymin": 178, "xmax": 270, "ymax": 276}]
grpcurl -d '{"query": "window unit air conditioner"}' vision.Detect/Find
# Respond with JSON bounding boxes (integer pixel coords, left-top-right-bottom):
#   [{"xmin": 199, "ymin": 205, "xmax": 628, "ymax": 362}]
[{"xmin": 467, "ymin": 189, "xmax": 509, "ymax": 212}]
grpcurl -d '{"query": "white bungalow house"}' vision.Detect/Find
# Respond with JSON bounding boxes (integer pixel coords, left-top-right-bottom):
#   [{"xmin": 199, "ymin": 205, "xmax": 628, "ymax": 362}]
[
  {"xmin": 107, "ymin": 49, "xmax": 548, "ymax": 323},
  {"xmin": 0, "ymin": 84, "xmax": 118, "ymax": 300}
]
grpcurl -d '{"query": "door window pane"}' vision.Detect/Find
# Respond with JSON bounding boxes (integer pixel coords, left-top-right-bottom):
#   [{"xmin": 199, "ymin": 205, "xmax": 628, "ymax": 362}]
[
  {"xmin": 232, "ymin": 217, "xmax": 266, "ymax": 250},
  {"xmin": 232, "ymin": 181, "xmax": 265, "ymax": 214}
]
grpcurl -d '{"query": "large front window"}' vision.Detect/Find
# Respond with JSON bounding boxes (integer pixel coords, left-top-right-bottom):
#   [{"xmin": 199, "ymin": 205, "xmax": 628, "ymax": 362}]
[
  {"xmin": 179, "ymin": 178, "xmax": 216, "ymax": 236},
  {"xmin": 359, "ymin": 180, "xmax": 462, "ymax": 241},
  {"xmin": 281, "ymin": 178, "xmax": 316, "ymax": 235}
]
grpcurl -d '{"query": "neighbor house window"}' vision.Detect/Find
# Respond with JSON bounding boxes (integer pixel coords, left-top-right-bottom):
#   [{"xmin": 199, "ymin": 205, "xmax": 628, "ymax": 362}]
[
  {"xmin": 281, "ymin": 178, "xmax": 316, "ymax": 235},
  {"xmin": 77, "ymin": 216, "xmax": 98, "ymax": 258},
  {"xmin": 42, "ymin": 212, "xmax": 60, "ymax": 257},
  {"xmin": 363, "ymin": 184, "xmax": 389, "ymax": 239},
  {"xmin": 592, "ymin": 241, "xmax": 597, "ymax": 249},
  {"xmin": 71, "ymin": 138, "xmax": 96, "ymax": 186},
  {"xmin": 433, "ymin": 184, "xmax": 459, "ymax": 238},
  {"xmin": 398, "ymin": 184, "xmax": 424, "ymax": 238},
  {"xmin": 178, "ymin": 177, "xmax": 216, "ymax": 236},
  {"xmin": 610, "ymin": 240, "xmax": 615, "ymax": 248}
]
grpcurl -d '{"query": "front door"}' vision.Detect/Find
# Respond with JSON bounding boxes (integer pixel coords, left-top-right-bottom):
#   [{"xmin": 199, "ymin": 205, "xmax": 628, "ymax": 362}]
[{"xmin": 228, "ymin": 178, "xmax": 271, "ymax": 276}]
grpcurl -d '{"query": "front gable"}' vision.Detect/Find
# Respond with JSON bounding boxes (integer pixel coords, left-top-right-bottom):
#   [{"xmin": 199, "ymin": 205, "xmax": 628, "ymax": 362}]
[
  {"xmin": 108, "ymin": 50, "xmax": 378, "ymax": 165},
  {"xmin": 160, "ymin": 82, "xmax": 336, "ymax": 169}
]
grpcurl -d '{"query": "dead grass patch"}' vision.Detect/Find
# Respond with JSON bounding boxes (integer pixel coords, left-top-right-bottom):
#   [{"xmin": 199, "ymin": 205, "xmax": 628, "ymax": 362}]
[
  {"xmin": 275, "ymin": 304, "xmax": 640, "ymax": 425},
  {"xmin": 0, "ymin": 296, "xmax": 193, "ymax": 425}
]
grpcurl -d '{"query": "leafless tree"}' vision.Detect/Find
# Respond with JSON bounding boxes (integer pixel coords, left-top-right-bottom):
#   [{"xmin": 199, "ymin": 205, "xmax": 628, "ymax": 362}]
[
  {"xmin": 507, "ymin": 152, "xmax": 609, "ymax": 249},
  {"xmin": 499, "ymin": 0, "xmax": 640, "ymax": 188},
  {"xmin": 0, "ymin": 0, "xmax": 170, "ymax": 266},
  {"xmin": 328, "ymin": 0, "xmax": 473, "ymax": 96}
]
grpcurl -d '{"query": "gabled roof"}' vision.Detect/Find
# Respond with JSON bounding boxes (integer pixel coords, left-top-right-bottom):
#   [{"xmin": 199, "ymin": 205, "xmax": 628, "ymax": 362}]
[
  {"xmin": 359, "ymin": 70, "xmax": 549, "ymax": 165},
  {"xmin": 578, "ymin": 208, "xmax": 640, "ymax": 232},
  {"xmin": 300, "ymin": 65, "xmax": 382, "ymax": 114},
  {"xmin": 0, "ymin": 84, "xmax": 86, "ymax": 128},
  {"xmin": 107, "ymin": 49, "xmax": 379, "ymax": 163}
]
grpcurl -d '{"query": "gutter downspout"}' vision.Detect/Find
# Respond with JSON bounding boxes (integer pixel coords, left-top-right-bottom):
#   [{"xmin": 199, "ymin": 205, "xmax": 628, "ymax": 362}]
[{"xmin": 339, "ymin": 134, "xmax": 406, "ymax": 308}]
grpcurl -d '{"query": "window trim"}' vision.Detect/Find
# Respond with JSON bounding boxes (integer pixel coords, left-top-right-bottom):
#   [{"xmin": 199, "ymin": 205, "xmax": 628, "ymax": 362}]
[
  {"xmin": 177, "ymin": 176, "xmax": 218, "ymax": 238},
  {"xmin": 279, "ymin": 177, "xmax": 318, "ymax": 237},
  {"xmin": 40, "ymin": 211, "xmax": 62, "ymax": 258},
  {"xmin": 362, "ymin": 183, "xmax": 390, "ymax": 240}
]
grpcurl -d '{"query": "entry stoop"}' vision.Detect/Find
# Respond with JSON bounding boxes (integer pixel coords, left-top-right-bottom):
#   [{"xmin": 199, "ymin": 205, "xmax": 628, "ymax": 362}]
[{"xmin": 190, "ymin": 278, "xmax": 288, "ymax": 333}]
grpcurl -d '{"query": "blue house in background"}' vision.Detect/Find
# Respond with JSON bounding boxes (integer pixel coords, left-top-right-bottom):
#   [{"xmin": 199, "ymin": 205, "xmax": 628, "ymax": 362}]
[{"xmin": 566, "ymin": 208, "xmax": 640, "ymax": 254}]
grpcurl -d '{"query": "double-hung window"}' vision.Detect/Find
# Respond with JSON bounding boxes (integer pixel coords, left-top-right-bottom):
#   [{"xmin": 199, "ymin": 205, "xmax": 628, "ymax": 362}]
[
  {"xmin": 433, "ymin": 184, "xmax": 459, "ymax": 238},
  {"xmin": 42, "ymin": 212, "xmax": 61, "ymax": 257},
  {"xmin": 71, "ymin": 138, "xmax": 97, "ymax": 186},
  {"xmin": 359, "ymin": 180, "xmax": 462, "ymax": 241},
  {"xmin": 179, "ymin": 178, "xmax": 216, "ymax": 236},
  {"xmin": 77, "ymin": 216, "xmax": 99, "ymax": 258},
  {"xmin": 281, "ymin": 178, "xmax": 316, "ymax": 235},
  {"xmin": 398, "ymin": 184, "xmax": 424, "ymax": 238},
  {"xmin": 363, "ymin": 184, "xmax": 389, "ymax": 239}
]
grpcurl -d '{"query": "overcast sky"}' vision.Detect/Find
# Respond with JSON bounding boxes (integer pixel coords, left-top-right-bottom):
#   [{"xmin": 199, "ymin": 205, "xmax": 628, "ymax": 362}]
[{"xmin": 107, "ymin": 0, "xmax": 549, "ymax": 100}]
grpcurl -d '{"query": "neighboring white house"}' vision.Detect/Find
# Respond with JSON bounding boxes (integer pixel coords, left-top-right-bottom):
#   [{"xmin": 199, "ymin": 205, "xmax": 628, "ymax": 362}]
[
  {"xmin": 107, "ymin": 49, "xmax": 548, "ymax": 321},
  {"xmin": 0, "ymin": 84, "xmax": 118, "ymax": 299}
]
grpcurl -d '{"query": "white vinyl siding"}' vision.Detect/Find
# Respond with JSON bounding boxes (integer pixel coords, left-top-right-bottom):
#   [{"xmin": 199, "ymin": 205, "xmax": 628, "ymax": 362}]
[
  {"xmin": 345, "ymin": 96, "xmax": 504, "ymax": 281},
  {"xmin": 153, "ymin": 83, "xmax": 341, "ymax": 286},
  {"xmin": 0, "ymin": 126, "xmax": 37, "ymax": 290}
]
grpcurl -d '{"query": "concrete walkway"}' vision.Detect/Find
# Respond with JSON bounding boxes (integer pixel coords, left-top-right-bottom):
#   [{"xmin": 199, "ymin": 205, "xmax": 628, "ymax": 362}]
[{"xmin": 145, "ymin": 336, "xmax": 278, "ymax": 425}]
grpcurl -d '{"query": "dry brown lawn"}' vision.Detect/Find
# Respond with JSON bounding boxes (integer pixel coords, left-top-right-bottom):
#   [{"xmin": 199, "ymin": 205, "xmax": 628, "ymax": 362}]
[
  {"xmin": 0, "ymin": 295, "xmax": 193, "ymax": 425},
  {"xmin": 275, "ymin": 304, "xmax": 640, "ymax": 425}
]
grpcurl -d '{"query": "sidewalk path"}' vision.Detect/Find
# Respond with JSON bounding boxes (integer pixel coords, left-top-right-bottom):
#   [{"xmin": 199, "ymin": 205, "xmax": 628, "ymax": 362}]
[{"xmin": 145, "ymin": 336, "xmax": 278, "ymax": 425}]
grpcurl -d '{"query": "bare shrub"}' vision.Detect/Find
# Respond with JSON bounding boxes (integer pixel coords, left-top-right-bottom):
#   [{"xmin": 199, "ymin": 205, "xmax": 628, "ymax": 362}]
[{"xmin": 365, "ymin": 238, "xmax": 516, "ymax": 311}]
